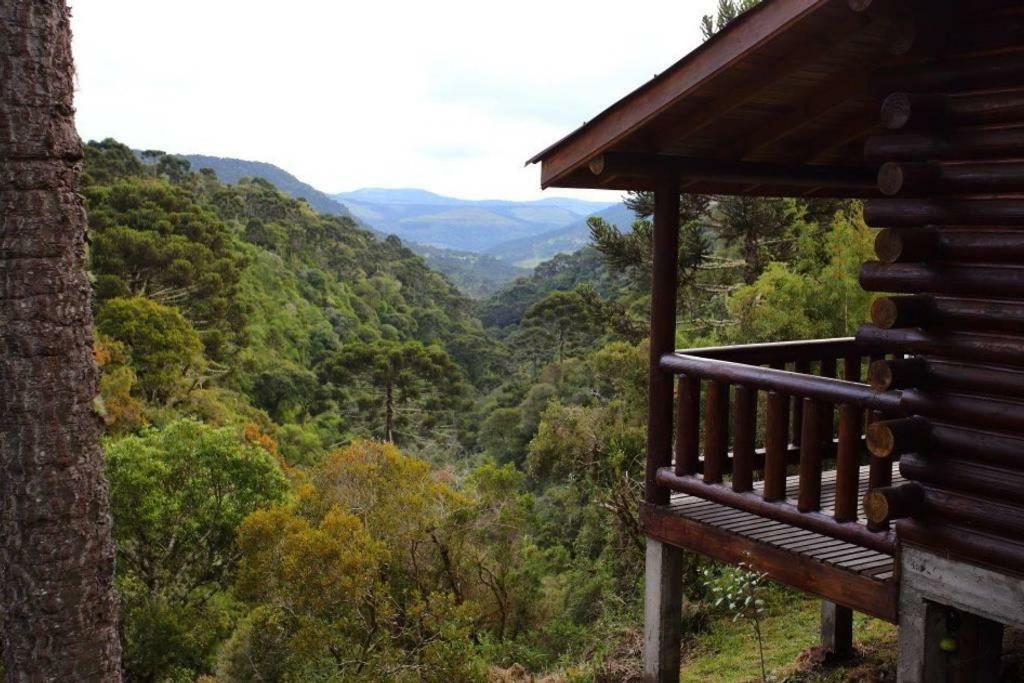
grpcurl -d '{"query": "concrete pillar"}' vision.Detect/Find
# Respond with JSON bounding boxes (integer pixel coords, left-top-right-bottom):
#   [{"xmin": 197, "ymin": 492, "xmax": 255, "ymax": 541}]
[
  {"xmin": 898, "ymin": 546, "xmax": 1021, "ymax": 683},
  {"xmin": 644, "ymin": 537, "xmax": 684, "ymax": 683},
  {"xmin": 820, "ymin": 601, "xmax": 853, "ymax": 658}
]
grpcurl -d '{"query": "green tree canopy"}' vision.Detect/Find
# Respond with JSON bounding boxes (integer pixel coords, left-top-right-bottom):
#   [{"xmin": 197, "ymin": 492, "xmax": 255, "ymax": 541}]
[
  {"xmin": 95, "ymin": 296, "xmax": 204, "ymax": 403},
  {"xmin": 318, "ymin": 340, "xmax": 466, "ymax": 444},
  {"xmin": 85, "ymin": 175, "xmax": 247, "ymax": 359}
]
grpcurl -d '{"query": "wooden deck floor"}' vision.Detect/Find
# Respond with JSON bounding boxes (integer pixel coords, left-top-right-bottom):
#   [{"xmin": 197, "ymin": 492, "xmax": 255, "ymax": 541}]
[{"xmin": 641, "ymin": 463, "xmax": 901, "ymax": 622}]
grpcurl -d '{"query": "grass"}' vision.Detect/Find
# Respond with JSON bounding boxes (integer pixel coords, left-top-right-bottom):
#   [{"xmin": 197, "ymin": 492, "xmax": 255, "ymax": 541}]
[{"xmin": 680, "ymin": 591, "xmax": 897, "ymax": 683}]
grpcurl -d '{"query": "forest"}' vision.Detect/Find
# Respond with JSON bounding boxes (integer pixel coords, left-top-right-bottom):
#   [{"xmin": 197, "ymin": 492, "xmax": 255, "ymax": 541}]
[{"xmin": 50, "ymin": 121, "xmax": 877, "ymax": 682}]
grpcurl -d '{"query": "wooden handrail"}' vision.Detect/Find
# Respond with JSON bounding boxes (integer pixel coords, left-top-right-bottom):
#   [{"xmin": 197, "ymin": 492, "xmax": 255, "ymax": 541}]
[
  {"xmin": 675, "ymin": 337, "xmax": 866, "ymax": 364},
  {"xmin": 659, "ymin": 353, "xmax": 903, "ymax": 412}
]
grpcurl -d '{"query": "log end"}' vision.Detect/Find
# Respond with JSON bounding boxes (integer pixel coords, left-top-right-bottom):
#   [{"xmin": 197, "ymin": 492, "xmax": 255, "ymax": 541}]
[
  {"xmin": 588, "ymin": 154, "xmax": 606, "ymax": 176},
  {"xmin": 848, "ymin": 0, "xmax": 874, "ymax": 13},
  {"xmin": 874, "ymin": 228, "xmax": 903, "ymax": 263},
  {"xmin": 867, "ymin": 359, "xmax": 894, "ymax": 392},
  {"xmin": 880, "ymin": 92, "xmax": 911, "ymax": 130},
  {"xmin": 870, "ymin": 297, "xmax": 899, "ymax": 329},
  {"xmin": 866, "ymin": 421, "xmax": 895, "ymax": 458},
  {"xmin": 877, "ymin": 163, "xmax": 904, "ymax": 197},
  {"xmin": 863, "ymin": 490, "xmax": 891, "ymax": 525}
]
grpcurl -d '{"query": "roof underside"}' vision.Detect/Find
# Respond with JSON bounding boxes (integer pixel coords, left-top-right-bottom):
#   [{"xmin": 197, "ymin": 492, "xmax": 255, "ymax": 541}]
[{"xmin": 530, "ymin": 0, "xmax": 993, "ymax": 197}]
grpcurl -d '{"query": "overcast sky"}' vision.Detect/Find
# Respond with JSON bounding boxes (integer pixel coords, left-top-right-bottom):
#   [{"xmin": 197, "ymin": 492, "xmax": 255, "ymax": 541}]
[{"xmin": 69, "ymin": 1, "xmax": 714, "ymax": 201}]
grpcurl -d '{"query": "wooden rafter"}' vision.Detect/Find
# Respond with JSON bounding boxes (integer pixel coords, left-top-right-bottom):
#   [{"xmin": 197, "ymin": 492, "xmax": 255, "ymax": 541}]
[
  {"xmin": 728, "ymin": 68, "xmax": 869, "ymax": 161},
  {"xmin": 656, "ymin": 11, "xmax": 876, "ymax": 154}
]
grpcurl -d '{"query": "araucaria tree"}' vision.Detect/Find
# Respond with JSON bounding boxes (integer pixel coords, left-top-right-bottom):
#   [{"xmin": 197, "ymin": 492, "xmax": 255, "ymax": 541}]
[{"xmin": 0, "ymin": 2, "xmax": 123, "ymax": 679}]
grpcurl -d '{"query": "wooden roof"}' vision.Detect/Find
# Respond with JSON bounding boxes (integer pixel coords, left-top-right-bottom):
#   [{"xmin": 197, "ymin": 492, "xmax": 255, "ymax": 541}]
[{"xmin": 528, "ymin": 0, "xmax": 978, "ymax": 197}]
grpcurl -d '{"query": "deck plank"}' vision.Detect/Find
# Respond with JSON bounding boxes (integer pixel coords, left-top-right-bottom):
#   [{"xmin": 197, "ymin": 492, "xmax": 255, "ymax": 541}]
[{"xmin": 643, "ymin": 463, "xmax": 899, "ymax": 622}]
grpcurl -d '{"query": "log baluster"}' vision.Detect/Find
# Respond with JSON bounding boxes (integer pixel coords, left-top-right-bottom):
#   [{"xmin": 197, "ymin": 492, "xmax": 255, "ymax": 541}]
[
  {"xmin": 703, "ymin": 381, "xmax": 730, "ymax": 484},
  {"xmin": 798, "ymin": 398, "xmax": 825, "ymax": 513},
  {"xmin": 792, "ymin": 360, "xmax": 811, "ymax": 445},
  {"xmin": 818, "ymin": 358, "xmax": 837, "ymax": 450},
  {"xmin": 834, "ymin": 405, "xmax": 865, "ymax": 523},
  {"xmin": 764, "ymin": 390, "xmax": 790, "ymax": 501},
  {"xmin": 675, "ymin": 376, "xmax": 701, "ymax": 476},
  {"xmin": 843, "ymin": 355, "xmax": 861, "ymax": 382},
  {"xmin": 732, "ymin": 385, "xmax": 757, "ymax": 492}
]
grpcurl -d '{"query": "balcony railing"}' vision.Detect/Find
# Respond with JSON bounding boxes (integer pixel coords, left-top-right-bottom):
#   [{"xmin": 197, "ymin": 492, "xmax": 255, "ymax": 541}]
[{"xmin": 654, "ymin": 338, "xmax": 903, "ymax": 555}]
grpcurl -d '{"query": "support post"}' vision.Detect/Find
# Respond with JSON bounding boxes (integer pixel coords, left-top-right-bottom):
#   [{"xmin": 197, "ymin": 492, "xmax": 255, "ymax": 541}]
[
  {"xmin": 645, "ymin": 175, "xmax": 681, "ymax": 505},
  {"xmin": 820, "ymin": 601, "xmax": 854, "ymax": 659},
  {"xmin": 644, "ymin": 538, "xmax": 684, "ymax": 683},
  {"xmin": 898, "ymin": 546, "xmax": 1018, "ymax": 683},
  {"xmin": 898, "ymin": 588, "xmax": 946, "ymax": 683},
  {"xmin": 643, "ymin": 177, "xmax": 681, "ymax": 683}
]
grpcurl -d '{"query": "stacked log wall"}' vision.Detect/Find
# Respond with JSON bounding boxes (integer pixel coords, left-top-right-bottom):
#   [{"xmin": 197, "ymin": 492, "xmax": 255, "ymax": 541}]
[{"xmin": 859, "ymin": 2, "xmax": 1024, "ymax": 575}]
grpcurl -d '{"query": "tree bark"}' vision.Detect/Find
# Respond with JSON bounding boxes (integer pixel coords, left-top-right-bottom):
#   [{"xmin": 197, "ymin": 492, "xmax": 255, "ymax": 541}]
[{"xmin": 0, "ymin": 2, "xmax": 123, "ymax": 680}]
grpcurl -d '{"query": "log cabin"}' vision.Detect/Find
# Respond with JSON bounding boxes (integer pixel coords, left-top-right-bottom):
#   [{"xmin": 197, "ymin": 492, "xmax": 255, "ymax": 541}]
[{"xmin": 529, "ymin": 1, "xmax": 1024, "ymax": 681}]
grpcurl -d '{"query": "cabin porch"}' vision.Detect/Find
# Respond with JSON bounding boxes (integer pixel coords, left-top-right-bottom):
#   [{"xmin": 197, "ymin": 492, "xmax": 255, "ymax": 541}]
[
  {"xmin": 529, "ymin": 0, "xmax": 1024, "ymax": 680},
  {"xmin": 641, "ymin": 338, "xmax": 903, "ymax": 624},
  {"xmin": 641, "ymin": 338, "xmax": 904, "ymax": 657}
]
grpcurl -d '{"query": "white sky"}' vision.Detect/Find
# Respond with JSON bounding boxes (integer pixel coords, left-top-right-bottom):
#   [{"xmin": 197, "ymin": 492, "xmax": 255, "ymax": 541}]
[{"xmin": 69, "ymin": 1, "xmax": 714, "ymax": 201}]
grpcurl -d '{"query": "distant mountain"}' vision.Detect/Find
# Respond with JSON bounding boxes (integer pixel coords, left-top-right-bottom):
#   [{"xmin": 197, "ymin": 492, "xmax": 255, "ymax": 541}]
[
  {"xmin": 181, "ymin": 155, "xmax": 359, "ymax": 221},
  {"xmin": 168, "ymin": 156, "xmax": 531, "ymax": 296},
  {"xmin": 485, "ymin": 202, "xmax": 637, "ymax": 268},
  {"xmin": 334, "ymin": 188, "xmax": 615, "ymax": 253}
]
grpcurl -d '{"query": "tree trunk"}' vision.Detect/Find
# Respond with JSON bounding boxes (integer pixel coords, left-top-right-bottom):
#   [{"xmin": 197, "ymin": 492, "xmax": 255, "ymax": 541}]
[
  {"xmin": 0, "ymin": 2, "xmax": 123, "ymax": 680},
  {"xmin": 384, "ymin": 380, "xmax": 395, "ymax": 443}
]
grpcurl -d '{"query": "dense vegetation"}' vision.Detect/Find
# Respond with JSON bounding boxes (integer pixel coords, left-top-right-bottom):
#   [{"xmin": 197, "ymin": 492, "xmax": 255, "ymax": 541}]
[
  {"xmin": 79, "ymin": 8, "xmax": 883, "ymax": 679},
  {"xmin": 84, "ymin": 122, "xmax": 875, "ymax": 680}
]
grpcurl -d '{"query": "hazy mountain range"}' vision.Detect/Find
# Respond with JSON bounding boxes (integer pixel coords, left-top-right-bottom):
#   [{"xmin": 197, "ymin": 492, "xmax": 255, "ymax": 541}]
[
  {"xmin": 182, "ymin": 155, "xmax": 358, "ymax": 221},
  {"xmin": 178, "ymin": 154, "xmax": 634, "ymax": 291},
  {"xmin": 333, "ymin": 188, "xmax": 617, "ymax": 254},
  {"xmin": 484, "ymin": 202, "xmax": 636, "ymax": 268}
]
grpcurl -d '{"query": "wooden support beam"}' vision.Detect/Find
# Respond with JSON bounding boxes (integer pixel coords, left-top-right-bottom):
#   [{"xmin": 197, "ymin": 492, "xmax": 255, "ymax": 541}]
[
  {"xmin": 821, "ymin": 602, "xmax": 854, "ymax": 659},
  {"xmin": 926, "ymin": 423, "xmax": 1024, "ymax": 470},
  {"xmin": 922, "ymin": 486, "xmax": 1024, "ymax": 539},
  {"xmin": 870, "ymin": 295, "xmax": 1024, "ymax": 335},
  {"xmin": 880, "ymin": 91, "xmax": 1024, "ymax": 131},
  {"xmin": 898, "ymin": 520, "xmax": 1024, "ymax": 576},
  {"xmin": 860, "ymin": 262, "xmax": 1024, "ymax": 298},
  {"xmin": 588, "ymin": 151, "xmax": 877, "ymax": 191},
  {"xmin": 873, "ymin": 227, "xmax": 1024, "ymax": 265},
  {"xmin": 644, "ymin": 538, "xmax": 684, "ymax": 683},
  {"xmin": 869, "ymin": 358, "xmax": 1024, "ymax": 399},
  {"xmin": 873, "ymin": 53, "xmax": 1024, "ymax": 95},
  {"xmin": 858, "ymin": 324, "xmax": 1024, "ymax": 370},
  {"xmin": 645, "ymin": 176, "xmax": 681, "ymax": 505},
  {"xmin": 866, "ymin": 128, "xmax": 1024, "ymax": 163},
  {"xmin": 877, "ymin": 161, "xmax": 1024, "ymax": 197}
]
